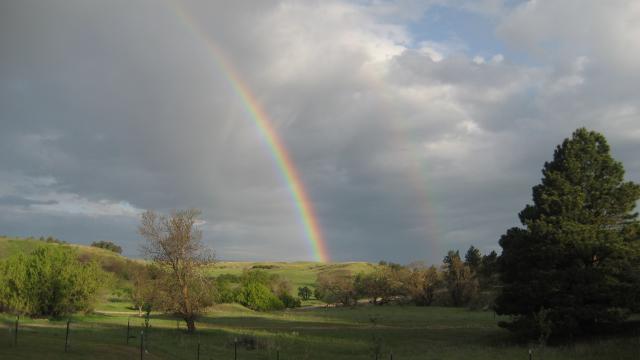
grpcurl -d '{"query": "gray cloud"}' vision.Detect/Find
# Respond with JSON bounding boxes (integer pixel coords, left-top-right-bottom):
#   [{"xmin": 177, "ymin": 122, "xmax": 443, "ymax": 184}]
[
  {"xmin": 0, "ymin": 196, "xmax": 57, "ymax": 207},
  {"xmin": 1, "ymin": 0, "xmax": 639, "ymax": 263}
]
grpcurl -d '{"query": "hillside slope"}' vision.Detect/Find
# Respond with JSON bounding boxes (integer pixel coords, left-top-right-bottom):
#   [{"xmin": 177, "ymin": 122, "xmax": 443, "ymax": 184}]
[{"xmin": 0, "ymin": 236, "xmax": 140, "ymax": 282}]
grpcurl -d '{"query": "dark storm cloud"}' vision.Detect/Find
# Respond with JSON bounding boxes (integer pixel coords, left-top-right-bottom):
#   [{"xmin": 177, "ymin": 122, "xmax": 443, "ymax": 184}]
[{"xmin": 1, "ymin": 0, "xmax": 639, "ymax": 262}]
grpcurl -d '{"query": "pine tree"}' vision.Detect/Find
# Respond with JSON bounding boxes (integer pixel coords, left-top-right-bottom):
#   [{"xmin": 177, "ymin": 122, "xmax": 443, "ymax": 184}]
[
  {"xmin": 496, "ymin": 128, "xmax": 640, "ymax": 339},
  {"xmin": 464, "ymin": 246, "xmax": 482, "ymax": 272}
]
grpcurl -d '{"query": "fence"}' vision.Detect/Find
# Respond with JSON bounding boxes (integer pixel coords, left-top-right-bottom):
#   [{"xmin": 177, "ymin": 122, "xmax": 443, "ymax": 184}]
[{"xmin": 2, "ymin": 315, "xmax": 543, "ymax": 359}]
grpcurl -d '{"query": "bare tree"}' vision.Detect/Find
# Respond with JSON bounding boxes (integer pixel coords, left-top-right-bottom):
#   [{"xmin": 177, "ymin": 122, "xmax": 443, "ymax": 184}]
[{"xmin": 138, "ymin": 209, "xmax": 214, "ymax": 332}]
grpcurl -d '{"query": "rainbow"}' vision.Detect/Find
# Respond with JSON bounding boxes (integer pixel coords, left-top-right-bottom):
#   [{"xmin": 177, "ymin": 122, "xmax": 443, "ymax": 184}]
[{"xmin": 172, "ymin": 4, "xmax": 330, "ymax": 262}]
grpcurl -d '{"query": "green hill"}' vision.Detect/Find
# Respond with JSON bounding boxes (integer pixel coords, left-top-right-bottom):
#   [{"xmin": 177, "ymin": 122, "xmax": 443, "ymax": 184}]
[
  {"xmin": 0, "ymin": 236, "xmax": 139, "ymax": 278},
  {"xmin": 207, "ymin": 261, "xmax": 376, "ymax": 291},
  {"xmin": 0, "ymin": 236, "xmax": 376, "ymax": 305},
  {"xmin": 0, "ymin": 236, "xmax": 376, "ymax": 289}
]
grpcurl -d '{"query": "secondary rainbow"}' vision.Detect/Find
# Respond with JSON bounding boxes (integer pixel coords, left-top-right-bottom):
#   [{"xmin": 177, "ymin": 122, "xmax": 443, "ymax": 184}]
[{"xmin": 172, "ymin": 4, "xmax": 330, "ymax": 262}]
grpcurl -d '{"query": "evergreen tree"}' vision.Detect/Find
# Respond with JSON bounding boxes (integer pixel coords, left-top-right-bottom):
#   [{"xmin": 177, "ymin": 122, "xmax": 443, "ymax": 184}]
[
  {"xmin": 479, "ymin": 250, "xmax": 499, "ymax": 280},
  {"xmin": 496, "ymin": 128, "xmax": 640, "ymax": 339},
  {"xmin": 464, "ymin": 246, "xmax": 482, "ymax": 272}
]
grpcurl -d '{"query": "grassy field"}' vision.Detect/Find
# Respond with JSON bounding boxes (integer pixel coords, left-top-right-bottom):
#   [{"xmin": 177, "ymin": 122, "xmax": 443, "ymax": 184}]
[
  {"xmin": 206, "ymin": 261, "xmax": 376, "ymax": 298},
  {"xmin": 1, "ymin": 236, "xmax": 639, "ymax": 359},
  {"xmin": 1, "ymin": 305, "xmax": 639, "ymax": 359}
]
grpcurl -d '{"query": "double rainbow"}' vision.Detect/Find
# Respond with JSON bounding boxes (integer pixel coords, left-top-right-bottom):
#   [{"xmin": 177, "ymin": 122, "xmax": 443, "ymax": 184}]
[{"xmin": 173, "ymin": 4, "xmax": 330, "ymax": 262}]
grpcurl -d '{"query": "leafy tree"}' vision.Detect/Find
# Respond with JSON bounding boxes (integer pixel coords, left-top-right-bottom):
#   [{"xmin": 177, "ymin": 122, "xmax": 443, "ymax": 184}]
[
  {"xmin": 443, "ymin": 250, "xmax": 460, "ymax": 267},
  {"xmin": 354, "ymin": 265, "xmax": 408, "ymax": 305},
  {"xmin": 0, "ymin": 246, "xmax": 105, "ymax": 317},
  {"xmin": 443, "ymin": 250, "xmax": 478, "ymax": 306},
  {"xmin": 315, "ymin": 270, "xmax": 357, "ymax": 306},
  {"xmin": 91, "ymin": 240, "xmax": 123, "ymax": 254},
  {"xmin": 464, "ymin": 246, "xmax": 482, "ymax": 272},
  {"xmin": 496, "ymin": 128, "xmax": 640, "ymax": 339},
  {"xmin": 139, "ymin": 209, "xmax": 215, "ymax": 333},
  {"xmin": 129, "ymin": 264, "xmax": 163, "ymax": 316},
  {"xmin": 298, "ymin": 286, "xmax": 312, "ymax": 300},
  {"xmin": 405, "ymin": 265, "xmax": 441, "ymax": 306},
  {"xmin": 272, "ymin": 277, "xmax": 301, "ymax": 308}
]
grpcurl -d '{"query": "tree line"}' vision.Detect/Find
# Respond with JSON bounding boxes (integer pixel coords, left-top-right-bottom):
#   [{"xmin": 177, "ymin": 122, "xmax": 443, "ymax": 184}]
[{"xmin": 312, "ymin": 246, "xmax": 499, "ymax": 309}]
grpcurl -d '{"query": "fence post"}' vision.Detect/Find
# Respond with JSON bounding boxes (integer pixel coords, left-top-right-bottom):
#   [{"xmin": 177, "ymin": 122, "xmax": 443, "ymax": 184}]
[
  {"xmin": 127, "ymin": 318, "xmax": 131, "ymax": 345},
  {"xmin": 14, "ymin": 315, "xmax": 18, "ymax": 346},
  {"xmin": 234, "ymin": 338, "xmax": 237, "ymax": 360},
  {"xmin": 277, "ymin": 350, "xmax": 279, "ymax": 360},
  {"xmin": 197, "ymin": 342, "xmax": 200, "ymax": 360},
  {"xmin": 64, "ymin": 320, "xmax": 70, "ymax": 352},
  {"xmin": 390, "ymin": 351, "xmax": 393, "ymax": 360},
  {"xmin": 528, "ymin": 349, "xmax": 533, "ymax": 360},
  {"xmin": 140, "ymin": 330, "xmax": 144, "ymax": 360}
]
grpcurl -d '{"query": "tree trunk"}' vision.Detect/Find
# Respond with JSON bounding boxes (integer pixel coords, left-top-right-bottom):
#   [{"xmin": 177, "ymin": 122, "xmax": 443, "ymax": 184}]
[{"xmin": 185, "ymin": 317, "xmax": 196, "ymax": 333}]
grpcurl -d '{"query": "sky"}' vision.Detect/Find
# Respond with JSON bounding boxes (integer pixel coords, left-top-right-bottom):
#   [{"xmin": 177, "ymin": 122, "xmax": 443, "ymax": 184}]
[{"xmin": 1, "ymin": 0, "xmax": 640, "ymax": 263}]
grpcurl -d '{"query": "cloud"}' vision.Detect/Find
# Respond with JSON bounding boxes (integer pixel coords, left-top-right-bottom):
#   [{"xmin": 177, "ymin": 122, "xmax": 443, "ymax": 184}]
[{"xmin": 0, "ymin": 0, "xmax": 639, "ymax": 263}]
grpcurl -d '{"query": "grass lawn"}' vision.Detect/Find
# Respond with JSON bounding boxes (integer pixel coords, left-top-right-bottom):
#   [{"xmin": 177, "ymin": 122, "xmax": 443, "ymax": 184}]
[{"xmin": 1, "ymin": 305, "xmax": 638, "ymax": 360}]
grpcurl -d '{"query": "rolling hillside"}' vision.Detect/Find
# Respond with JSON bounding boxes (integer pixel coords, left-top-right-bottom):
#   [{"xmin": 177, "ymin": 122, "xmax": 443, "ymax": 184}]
[{"xmin": 0, "ymin": 236, "xmax": 376, "ymax": 294}]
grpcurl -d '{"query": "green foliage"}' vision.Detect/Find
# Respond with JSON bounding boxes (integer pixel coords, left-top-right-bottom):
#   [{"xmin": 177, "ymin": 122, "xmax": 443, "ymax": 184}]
[
  {"xmin": 234, "ymin": 281, "xmax": 284, "ymax": 311},
  {"xmin": 213, "ymin": 274, "xmax": 239, "ymax": 304},
  {"xmin": 297, "ymin": 286, "xmax": 312, "ymax": 300},
  {"xmin": 0, "ymin": 245, "xmax": 105, "ymax": 317},
  {"xmin": 443, "ymin": 250, "xmax": 478, "ymax": 307},
  {"xmin": 44, "ymin": 236, "xmax": 66, "ymax": 244},
  {"xmin": 279, "ymin": 292, "xmax": 301, "ymax": 308},
  {"xmin": 90, "ymin": 240, "xmax": 122, "ymax": 254},
  {"xmin": 315, "ymin": 269, "xmax": 357, "ymax": 306},
  {"xmin": 354, "ymin": 265, "xmax": 408, "ymax": 305},
  {"xmin": 1, "ymin": 305, "xmax": 638, "ymax": 359},
  {"xmin": 464, "ymin": 246, "xmax": 482, "ymax": 272},
  {"xmin": 496, "ymin": 128, "xmax": 640, "ymax": 339},
  {"xmin": 479, "ymin": 251, "xmax": 498, "ymax": 280},
  {"xmin": 128, "ymin": 263, "xmax": 164, "ymax": 315},
  {"xmin": 229, "ymin": 270, "xmax": 303, "ymax": 310},
  {"xmin": 239, "ymin": 269, "xmax": 277, "ymax": 287}
]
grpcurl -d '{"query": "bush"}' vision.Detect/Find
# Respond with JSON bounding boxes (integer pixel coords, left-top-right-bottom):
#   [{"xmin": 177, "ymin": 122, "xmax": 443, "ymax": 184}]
[
  {"xmin": 298, "ymin": 286, "xmax": 312, "ymax": 300},
  {"xmin": 0, "ymin": 246, "xmax": 105, "ymax": 317},
  {"xmin": 234, "ymin": 282, "xmax": 284, "ymax": 311},
  {"xmin": 279, "ymin": 293, "xmax": 301, "ymax": 308},
  {"xmin": 214, "ymin": 275, "xmax": 238, "ymax": 304},
  {"xmin": 90, "ymin": 240, "xmax": 123, "ymax": 254},
  {"xmin": 44, "ymin": 236, "xmax": 66, "ymax": 244}
]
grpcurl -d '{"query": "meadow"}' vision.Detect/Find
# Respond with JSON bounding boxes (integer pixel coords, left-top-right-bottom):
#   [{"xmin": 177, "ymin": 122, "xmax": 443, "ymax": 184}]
[
  {"xmin": 0, "ymin": 237, "xmax": 639, "ymax": 359},
  {"xmin": 2, "ymin": 304, "xmax": 639, "ymax": 360}
]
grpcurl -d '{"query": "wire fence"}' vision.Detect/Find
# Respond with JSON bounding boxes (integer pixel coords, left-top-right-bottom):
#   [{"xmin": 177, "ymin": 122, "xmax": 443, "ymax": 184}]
[{"xmin": 0, "ymin": 315, "xmax": 579, "ymax": 359}]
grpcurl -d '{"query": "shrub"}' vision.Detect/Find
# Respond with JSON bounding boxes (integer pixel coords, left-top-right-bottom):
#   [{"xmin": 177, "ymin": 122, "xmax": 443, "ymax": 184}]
[
  {"xmin": 235, "ymin": 282, "xmax": 284, "ymax": 311},
  {"xmin": 0, "ymin": 246, "xmax": 105, "ymax": 317},
  {"xmin": 214, "ymin": 275, "xmax": 238, "ymax": 304},
  {"xmin": 279, "ymin": 293, "xmax": 301, "ymax": 308},
  {"xmin": 91, "ymin": 240, "xmax": 123, "ymax": 254},
  {"xmin": 298, "ymin": 286, "xmax": 312, "ymax": 300}
]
